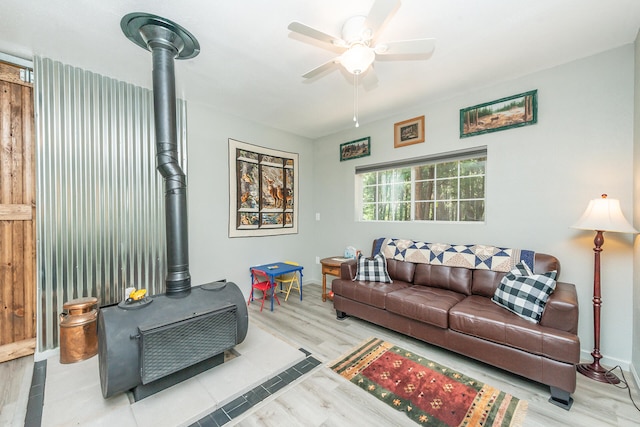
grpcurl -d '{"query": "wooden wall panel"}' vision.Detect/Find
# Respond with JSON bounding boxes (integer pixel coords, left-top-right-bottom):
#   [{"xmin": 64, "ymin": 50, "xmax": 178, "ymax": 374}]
[{"xmin": 0, "ymin": 62, "xmax": 35, "ymax": 360}]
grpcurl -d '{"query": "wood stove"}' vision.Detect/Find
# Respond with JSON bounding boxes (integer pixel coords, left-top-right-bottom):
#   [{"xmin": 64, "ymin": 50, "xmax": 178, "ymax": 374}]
[{"xmin": 98, "ymin": 13, "xmax": 248, "ymax": 400}]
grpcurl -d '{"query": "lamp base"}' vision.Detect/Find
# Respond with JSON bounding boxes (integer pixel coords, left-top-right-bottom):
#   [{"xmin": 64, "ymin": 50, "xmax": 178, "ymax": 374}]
[{"xmin": 577, "ymin": 361, "xmax": 620, "ymax": 384}]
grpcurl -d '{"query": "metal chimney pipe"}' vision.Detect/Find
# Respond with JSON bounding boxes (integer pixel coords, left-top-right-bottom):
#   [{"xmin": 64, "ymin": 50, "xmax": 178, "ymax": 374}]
[{"xmin": 121, "ymin": 13, "xmax": 200, "ymax": 294}]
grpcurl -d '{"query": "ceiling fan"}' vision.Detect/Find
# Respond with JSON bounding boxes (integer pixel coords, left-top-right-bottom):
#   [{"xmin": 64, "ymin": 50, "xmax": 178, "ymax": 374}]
[{"xmin": 288, "ymin": 0, "xmax": 436, "ymax": 80}]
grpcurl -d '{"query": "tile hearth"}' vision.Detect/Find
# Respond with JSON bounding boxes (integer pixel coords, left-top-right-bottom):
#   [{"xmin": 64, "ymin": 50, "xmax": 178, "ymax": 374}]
[{"xmin": 36, "ymin": 322, "xmax": 312, "ymax": 427}]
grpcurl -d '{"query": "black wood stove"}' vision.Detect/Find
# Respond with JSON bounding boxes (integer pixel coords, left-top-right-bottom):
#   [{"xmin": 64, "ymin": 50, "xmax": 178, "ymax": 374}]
[{"xmin": 98, "ymin": 13, "xmax": 248, "ymax": 400}]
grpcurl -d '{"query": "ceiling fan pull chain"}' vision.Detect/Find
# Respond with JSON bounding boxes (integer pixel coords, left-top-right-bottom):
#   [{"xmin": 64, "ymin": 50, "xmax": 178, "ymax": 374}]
[{"xmin": 354, "ymin": 73, "xmax": 360, "ymax": 128}]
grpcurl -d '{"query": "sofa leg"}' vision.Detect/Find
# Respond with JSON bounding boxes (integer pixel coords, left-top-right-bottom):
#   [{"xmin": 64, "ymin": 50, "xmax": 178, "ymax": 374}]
[
  {"xmin": 548, "ymin": 386, "xmax": 573, "ymax": 410},
  {"xmin": 336, "ymin": 310, "xmax": 347, "ymax": 320}
]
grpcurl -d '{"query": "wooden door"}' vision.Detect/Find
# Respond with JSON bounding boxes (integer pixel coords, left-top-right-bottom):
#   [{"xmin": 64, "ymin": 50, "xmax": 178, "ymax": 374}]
[{"xmin": 0, "ymin": 61, "xmax": 36, "ymax": 362}]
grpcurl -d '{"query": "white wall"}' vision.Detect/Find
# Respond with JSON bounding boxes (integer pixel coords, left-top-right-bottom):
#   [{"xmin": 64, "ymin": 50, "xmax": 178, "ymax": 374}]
[
  {"xmin": 183, "ymin": 45, "xmax": 636, "ymax": 368},
  {"xmin": 632, "ymin": 29, "xmax": 640, "ymax": 383},
  {"xmin": 312, "ymin": 45, "xmax": 636, "ymax": 368},
  {"xmin": 186, "ymin": 102, "xmax": 316, "ymax": 297}
]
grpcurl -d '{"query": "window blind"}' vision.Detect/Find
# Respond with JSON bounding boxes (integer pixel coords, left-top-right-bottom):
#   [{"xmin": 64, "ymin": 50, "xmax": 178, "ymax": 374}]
[{"xmin": 355, "ymin": 146, "xmax": 487, "ymax": 174}]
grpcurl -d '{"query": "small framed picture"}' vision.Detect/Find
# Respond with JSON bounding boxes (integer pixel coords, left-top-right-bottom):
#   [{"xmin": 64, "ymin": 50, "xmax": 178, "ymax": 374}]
[
  {"xmin": 394, "ymin": 116, "xmax": 425, "ymax": 148},
  {"xmin": 460, "ymin": 90, "xmax": 537, "ymax": 138},
  {"xmin": 340, "ymin": 136, "xmax": 371, "ymax": 161}
]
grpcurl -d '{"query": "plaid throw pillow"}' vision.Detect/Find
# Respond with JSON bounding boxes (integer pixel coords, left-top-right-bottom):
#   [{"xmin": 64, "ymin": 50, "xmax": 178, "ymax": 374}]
[
  {"xmin": 492, "ymin": 261, "xmax": 557, "ymax": 323},
  {"xmin": 353, "ymin": 253, "xmax": 392, "ymax": 283}
]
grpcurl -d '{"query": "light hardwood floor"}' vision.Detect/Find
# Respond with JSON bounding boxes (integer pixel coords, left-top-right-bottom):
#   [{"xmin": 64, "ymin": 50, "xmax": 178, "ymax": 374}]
[
  {"xmin": 2, "ymin": 283, "xmax": 640, "ymax": 426},
  {"xmin": 0, "ymin": 353, "xmax": 33, "ymax": 426},
  {"xmin": 238, "ymin": 284, "xmax": 640, "ymax": 426}
]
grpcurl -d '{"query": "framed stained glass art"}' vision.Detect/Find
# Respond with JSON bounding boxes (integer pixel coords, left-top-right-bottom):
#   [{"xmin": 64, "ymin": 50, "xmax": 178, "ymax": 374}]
[{"xmin": 228, "ymin": 139, "xmax": 298, "ymax": 237}]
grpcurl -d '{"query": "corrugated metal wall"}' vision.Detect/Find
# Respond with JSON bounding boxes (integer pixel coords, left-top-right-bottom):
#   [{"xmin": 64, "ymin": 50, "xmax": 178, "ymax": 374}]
[{"xmin": 34, "ymin": 57, "xmax": 187, "ymax": 351}]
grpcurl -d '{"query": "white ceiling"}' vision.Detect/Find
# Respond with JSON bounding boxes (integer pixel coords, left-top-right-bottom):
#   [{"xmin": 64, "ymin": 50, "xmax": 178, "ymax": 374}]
[{"xmin": 2, "ymin": 0, "xmax": 640, "ymax": 139}]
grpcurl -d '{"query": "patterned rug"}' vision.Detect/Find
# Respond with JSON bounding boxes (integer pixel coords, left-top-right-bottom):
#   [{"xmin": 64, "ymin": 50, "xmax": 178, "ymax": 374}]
[{"xmin": 330, "ymin": 338, "xmax": 527, "ymax": 426}]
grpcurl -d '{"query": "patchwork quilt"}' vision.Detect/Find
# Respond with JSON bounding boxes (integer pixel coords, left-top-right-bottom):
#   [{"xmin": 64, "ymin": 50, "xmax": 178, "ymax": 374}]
[{"xmin": 374, "ymin": 237, "xmax": 535, "ymax": 273}]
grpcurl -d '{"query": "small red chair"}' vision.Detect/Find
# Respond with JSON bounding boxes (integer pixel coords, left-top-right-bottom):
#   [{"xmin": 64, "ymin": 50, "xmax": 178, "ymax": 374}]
[{"xmin": 248, "ymin": 268, "xmax": 280, "ymax": 312}]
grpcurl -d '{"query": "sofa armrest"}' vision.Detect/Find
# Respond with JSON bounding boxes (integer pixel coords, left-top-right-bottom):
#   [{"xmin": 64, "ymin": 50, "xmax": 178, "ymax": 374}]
[
  {"xmin": 340, "ymin": 259, "xmax": 357, "ymax": 280},
  {"xmin": 539, "ymin": 282, "xmax": 579, "ymax": 334}
]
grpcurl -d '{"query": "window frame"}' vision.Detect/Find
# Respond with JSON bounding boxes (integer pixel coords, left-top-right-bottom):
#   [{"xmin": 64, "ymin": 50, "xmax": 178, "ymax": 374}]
[{"xmin": 355, "ymin": 147, "xmax": 487, "ymax": 223}]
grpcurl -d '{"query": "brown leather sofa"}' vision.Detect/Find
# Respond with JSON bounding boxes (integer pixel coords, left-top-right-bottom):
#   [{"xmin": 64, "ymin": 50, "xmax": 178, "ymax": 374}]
[{"xmin": 332, "ymin": 240, "xmax": 580, "ymax": 409}]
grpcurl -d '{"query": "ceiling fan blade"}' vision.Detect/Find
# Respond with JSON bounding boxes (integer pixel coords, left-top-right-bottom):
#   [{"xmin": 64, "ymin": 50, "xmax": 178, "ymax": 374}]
[
  {"xmin": 375, "ymin": 38, "xmax": 436, "ymax": 56},
  {"xmin": 364, "ymin": 0, "xmax": 401, "ymax": 40},
  {"xmin": 288, "ymin": 21, "xmax": 345, "ymax": 46},
  {"xmin": 302, "ymin": 58, "xmax": 339, "ymax": 79}
]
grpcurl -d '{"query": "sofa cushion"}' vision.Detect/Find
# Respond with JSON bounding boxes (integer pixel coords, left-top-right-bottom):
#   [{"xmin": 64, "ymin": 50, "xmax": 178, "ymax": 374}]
[
  {"xmin": 386, "ymin": 286, "xmax": 466, "ymax": 329},
  {"xmin": 493, "ymin": 262, "xmax": 557, "ymax": 323},
  {"xmin": 332, "ymin": 279, "xmax": 410, "ymax": 309},
  {"xmin": 386, "ymin": 259, "xmax": 416, "ymax": 283},
  {"xmin": 471, "ymin": 253, "xmax": 562, "ymax": 297},
  {"xmin": 413, "ymin": 264, "xmax": 472, "ymax": 295},
  {"xmin": 353, "ymin": 253, "xmax": 392, "ymax": 283},
  {"xmin": 471, "ymin": 270, "xmax": 507, "ymax": 298},
  {"xmin": 449, "ymin": 296, "xmax": 580, "ymax": 364}
]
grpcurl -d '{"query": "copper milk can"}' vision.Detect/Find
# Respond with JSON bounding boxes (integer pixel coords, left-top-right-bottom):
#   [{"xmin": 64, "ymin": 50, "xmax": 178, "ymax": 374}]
[{"xmin": 59, "ymin": 297, "xmax": 99, "ymax": 364}]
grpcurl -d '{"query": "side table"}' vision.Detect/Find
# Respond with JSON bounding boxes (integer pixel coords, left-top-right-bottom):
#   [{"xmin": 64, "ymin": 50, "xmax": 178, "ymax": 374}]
[{"xmin": 320, "ymin": 257, "xmax": 349, "ymax": 302}]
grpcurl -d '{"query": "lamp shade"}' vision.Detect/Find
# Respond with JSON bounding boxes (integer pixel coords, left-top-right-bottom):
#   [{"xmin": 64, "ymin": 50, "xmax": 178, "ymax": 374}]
[
  {"xmin": 571, "ymin": 194, "xmax": 637, "ymax": 233},
  {"xmin": 340, "ymin": 43, "xmax": 375, "ymax": 74}
]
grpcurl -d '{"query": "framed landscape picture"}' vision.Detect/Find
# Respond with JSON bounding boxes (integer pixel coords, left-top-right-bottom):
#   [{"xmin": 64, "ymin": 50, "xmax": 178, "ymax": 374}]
[
  {"xmin": 340, "ymin": 137, "xmax": 371, "ymax": 161},
  {"xmin": 460, "ymin": 90, "xmax": 537, "ymax": 138},
  {"xmin": 394, "ymin": 116, "xmax": 425, "ymax": 148}
]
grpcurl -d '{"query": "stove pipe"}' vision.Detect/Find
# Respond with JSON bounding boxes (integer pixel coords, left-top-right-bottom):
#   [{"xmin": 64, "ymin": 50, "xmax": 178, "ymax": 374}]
[{"xmin": 121, "ymin": 13, "xmax": 200, "ymax": 294}]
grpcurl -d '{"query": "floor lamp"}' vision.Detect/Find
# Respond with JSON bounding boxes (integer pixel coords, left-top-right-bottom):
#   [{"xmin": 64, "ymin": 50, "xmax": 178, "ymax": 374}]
[{"xmin": 571, "ymin": 194, "xmax": 637, "ymax": 384}]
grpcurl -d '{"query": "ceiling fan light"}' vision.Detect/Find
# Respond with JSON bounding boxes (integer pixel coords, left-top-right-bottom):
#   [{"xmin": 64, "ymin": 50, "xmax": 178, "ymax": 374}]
[{"xmin": 340, "ymin": 44, "xmax": 375, "ymax": 74}]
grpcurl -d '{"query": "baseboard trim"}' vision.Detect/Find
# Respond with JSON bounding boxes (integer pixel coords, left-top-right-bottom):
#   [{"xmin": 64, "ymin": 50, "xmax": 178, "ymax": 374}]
[
  {"xmin": 34, "ymin": 347, "xmax": 59, "ymax": 362},
  {"xmin": 630, "ymin": 362, "xmax": 640, "ymax": 391}
]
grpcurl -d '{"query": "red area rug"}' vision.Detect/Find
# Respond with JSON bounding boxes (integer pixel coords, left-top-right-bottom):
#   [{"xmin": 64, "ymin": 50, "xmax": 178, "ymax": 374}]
[{"xmin": 330, "ymin": 338, "xmax": 527, "ymax": 426}]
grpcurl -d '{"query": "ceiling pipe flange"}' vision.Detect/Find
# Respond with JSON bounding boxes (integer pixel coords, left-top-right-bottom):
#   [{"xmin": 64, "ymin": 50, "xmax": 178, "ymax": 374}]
[{"xmin": 121, "ymin": 12, "xmax": 200, "ymax": 59}]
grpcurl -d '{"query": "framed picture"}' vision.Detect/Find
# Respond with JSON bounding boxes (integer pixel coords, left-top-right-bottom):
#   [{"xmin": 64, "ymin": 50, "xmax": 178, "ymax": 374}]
[
  {"xmin": 460, "ymin": 90, "xmax": 537, "ymax": 138},
  {"xmin": 228, "ymin": 139, "xmax": 298, "ymax": 237},
  {"xmin": 340, "ymin": 137, "xmax": 371, "ymax": 161},
  {"xmin": 394, "ymin": 116, "xmax": 425, "ymax": 148}
]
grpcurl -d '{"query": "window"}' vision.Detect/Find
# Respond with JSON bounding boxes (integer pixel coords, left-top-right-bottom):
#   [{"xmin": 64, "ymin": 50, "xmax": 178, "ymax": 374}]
[{"xmin": 356, "ymin": 149, "xmax": 486, "ymax": 222}]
